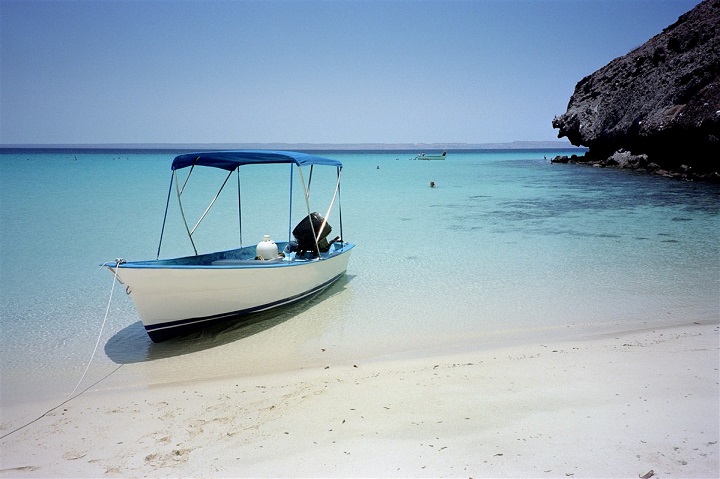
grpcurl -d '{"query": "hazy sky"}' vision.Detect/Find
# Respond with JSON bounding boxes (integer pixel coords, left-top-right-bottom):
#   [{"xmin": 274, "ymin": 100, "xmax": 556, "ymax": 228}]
[{"xmin": 0, "ymin": 0, "xmax": 701, "ymax": 145}]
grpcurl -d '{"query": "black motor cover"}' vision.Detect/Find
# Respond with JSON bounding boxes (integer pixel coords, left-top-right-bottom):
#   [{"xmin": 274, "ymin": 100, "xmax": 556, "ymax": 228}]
[{"xmin": 293, "ymin": 212, "xmax": 332, "ymax": 252}]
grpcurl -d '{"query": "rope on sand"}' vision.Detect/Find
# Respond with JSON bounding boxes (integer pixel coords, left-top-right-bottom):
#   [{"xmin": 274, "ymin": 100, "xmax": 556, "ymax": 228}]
[{"xmin": 0, "ymin": 260, "xmax": 125, "ymax": 441}]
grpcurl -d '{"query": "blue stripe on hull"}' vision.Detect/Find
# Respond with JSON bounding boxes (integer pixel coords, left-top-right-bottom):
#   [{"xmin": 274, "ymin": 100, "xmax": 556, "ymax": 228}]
[{"xmin": 145, "ymin": 272, "xmax": 344, "ymax": 342}]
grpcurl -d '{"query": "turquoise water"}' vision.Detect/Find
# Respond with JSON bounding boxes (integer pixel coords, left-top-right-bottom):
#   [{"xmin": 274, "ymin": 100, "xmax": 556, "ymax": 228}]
[{"xmin": 1, "ymin": 150, "xmax": 718, "ymax": 406}]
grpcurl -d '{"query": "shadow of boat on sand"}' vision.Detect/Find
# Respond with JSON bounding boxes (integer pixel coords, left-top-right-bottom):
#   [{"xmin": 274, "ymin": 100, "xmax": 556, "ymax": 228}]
[{"xmin": 104, "ymin": 275, "xmax": 353, "ymax": 364}]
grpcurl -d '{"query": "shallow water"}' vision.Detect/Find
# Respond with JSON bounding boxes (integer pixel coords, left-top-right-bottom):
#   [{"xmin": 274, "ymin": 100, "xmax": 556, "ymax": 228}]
[{"xmin": 1, "ymin": 149, "xmax": 718, "ymax": 405}]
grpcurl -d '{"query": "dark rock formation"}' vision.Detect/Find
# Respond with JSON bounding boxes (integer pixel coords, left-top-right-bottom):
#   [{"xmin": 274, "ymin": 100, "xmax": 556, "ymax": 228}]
[{"xmin": 552, "ymin": 0, "xmax": 720, "ymax": 180}]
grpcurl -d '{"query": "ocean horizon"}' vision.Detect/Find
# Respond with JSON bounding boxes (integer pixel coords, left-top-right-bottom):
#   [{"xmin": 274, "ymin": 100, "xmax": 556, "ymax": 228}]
[{"xmin": 0, "ymin": 140, "xmax": 581, "ymax": 153}]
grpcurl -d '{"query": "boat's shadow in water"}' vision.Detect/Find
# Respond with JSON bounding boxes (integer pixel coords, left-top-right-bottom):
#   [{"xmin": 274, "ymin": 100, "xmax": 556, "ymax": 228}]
[{"xmin": 104, "ymin": 275, "xmax": 354, "ymax": 364}]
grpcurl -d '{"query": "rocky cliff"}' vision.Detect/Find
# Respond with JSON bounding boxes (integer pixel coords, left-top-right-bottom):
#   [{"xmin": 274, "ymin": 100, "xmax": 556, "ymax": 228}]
[{"xmin": 552, "ymin": 0, "xmax": 720, "ymax": 180}]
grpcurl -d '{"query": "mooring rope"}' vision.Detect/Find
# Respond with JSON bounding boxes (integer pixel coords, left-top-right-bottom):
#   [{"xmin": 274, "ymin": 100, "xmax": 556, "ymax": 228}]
[
  {"xmin": 68, "ymin": 259, "xmax": 123, "ymax": 397},
  {"xmin": 0, "ymin": 259, "xmax": 124, "ymax": 441}
]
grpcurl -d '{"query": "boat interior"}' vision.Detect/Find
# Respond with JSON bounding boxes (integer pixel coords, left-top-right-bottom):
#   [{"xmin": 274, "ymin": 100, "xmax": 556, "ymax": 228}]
[{"xmin": 124, "ymin": 241, "xmax": 349, "ymax": 268}]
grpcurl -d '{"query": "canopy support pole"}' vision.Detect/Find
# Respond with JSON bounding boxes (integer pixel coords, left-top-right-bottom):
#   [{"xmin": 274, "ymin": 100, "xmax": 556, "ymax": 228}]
[
  {"xmin": 189, "ymin": 169, "xmax": 233, "ymax": 236},
  {"xmin": 318, "ymin": 168, "xmax": 342, "ymax": 244},
  {"xmin": 237, "ymin": 167, "xmax": 242, "ymax": 248},
  {"xmin": 307, "ymin": 165, "xmax": 314, "ymax": 198},
  {"xmin": 296, "ymin": 166, "xmax": 320, "ymax": 257},
  {"xmin": 288, "ymin": 163, "xmax": 294, "ymax": 244},
  {"xmin": 156, "ymin": 172, "xmax": 175, "ymax": 260},
  {"xmin": 179, "ymin": 162, "xmax": 196, "ymax": 195},
  {"xmin": 337, "ymin": 166, "xmax": 344, "ymax": 243},
  {"xmin": 175, "ymin": 169, "xmax": 198, "ymax": 256}
]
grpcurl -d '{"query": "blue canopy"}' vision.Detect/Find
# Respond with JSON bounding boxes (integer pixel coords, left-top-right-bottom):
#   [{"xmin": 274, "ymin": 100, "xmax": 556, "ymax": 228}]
[{"xmin": 172, "ymin": 150, "xmax": 342, "ymax": 171}]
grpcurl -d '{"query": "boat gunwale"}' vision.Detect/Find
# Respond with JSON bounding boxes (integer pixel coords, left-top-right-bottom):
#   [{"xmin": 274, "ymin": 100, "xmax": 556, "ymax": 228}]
[{"xmin": 108, "ymin": 243, "xmax": 355, "ymax": 270}]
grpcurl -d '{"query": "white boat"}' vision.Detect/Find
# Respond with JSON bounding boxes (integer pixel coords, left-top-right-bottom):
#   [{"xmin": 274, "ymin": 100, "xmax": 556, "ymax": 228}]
[
  {"xmin": 104, "ymin": 150, "xmax": 354, "ymax": 342},
  {"xmin": 414, "ymin": 150, "xmax": 447, "ymax": 160}
]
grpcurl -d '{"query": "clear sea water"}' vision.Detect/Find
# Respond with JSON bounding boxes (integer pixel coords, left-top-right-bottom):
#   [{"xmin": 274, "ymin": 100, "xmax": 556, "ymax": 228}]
[{"xmin": 1, "ymin": 149, "xmax": 718, "ymax": 410}]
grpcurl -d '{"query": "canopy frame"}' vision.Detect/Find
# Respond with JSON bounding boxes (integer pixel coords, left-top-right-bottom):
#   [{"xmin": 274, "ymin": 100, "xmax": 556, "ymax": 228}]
[{"xmin": 156, "ymin": 151, "xmax": 343, "ymax": 259}]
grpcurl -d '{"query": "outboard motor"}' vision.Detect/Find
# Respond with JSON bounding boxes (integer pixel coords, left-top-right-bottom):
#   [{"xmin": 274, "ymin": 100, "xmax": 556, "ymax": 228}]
[{"xmin": 292, "ymin": 212, "xmax": 333, "ymax": 255}]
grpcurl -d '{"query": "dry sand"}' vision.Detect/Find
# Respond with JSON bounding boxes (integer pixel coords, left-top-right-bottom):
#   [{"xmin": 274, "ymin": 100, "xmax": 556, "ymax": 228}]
[{"xmin": 1, "ymin": 320, "xmax": 718, "ymax": 478}]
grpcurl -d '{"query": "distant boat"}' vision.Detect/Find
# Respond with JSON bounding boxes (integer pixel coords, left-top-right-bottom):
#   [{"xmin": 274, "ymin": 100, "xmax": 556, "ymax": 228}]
[
  {"xmin": 103, "ymin": 150, "xmax": 354, "ymax": 342},
  {"xmin": 414, "ymin": 150, "xmax": 447, "ymax": 160}
]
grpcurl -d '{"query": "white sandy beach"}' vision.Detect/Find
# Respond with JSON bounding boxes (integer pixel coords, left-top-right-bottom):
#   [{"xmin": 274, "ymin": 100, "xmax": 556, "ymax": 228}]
[{"xmin": 1, "ymin": 320, "xmax": 718, "ymax": 478}]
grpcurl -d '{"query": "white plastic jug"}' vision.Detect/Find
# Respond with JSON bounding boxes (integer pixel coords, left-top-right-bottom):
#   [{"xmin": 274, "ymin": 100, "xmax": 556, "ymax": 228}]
[{"xmin": 256, "ymin": 234, "xmax": 278, "ymax": 260}]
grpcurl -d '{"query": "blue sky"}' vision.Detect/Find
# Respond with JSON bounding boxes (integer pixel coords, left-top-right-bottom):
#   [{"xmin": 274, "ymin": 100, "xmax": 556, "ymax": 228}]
[{"xmin": 0, "ymin": 0, "xmax": 701, "ymax": 145}]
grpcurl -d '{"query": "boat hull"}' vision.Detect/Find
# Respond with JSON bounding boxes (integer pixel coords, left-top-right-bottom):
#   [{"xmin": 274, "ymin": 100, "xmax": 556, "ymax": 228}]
[{"xmin": 109, "ymin": 243, "xmax": 354, "ymax": 342}]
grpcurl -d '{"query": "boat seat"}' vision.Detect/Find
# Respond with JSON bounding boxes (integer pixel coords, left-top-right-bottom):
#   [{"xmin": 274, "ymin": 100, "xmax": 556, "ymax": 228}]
[{"xmin": 211, "ymin": 258, "xmax": 284, "ymax": 265}]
